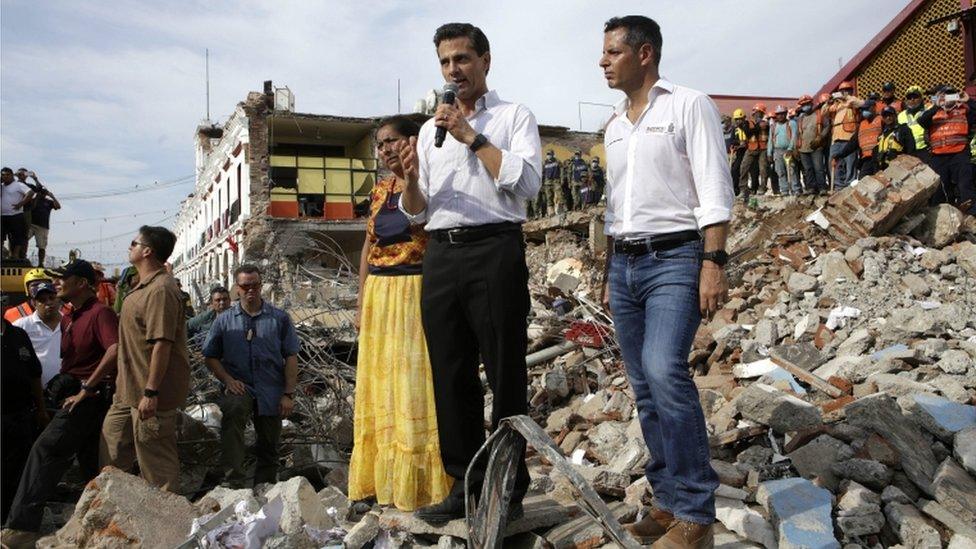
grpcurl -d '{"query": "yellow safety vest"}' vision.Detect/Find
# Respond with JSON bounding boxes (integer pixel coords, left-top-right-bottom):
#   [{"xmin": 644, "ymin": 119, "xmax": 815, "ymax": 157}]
[
  {"xmin": 897, "ymin": 109, "xmax": 928, "ymax": 150},
  {"xmin": 877, "ymin": 130, "xmax": 904, "ymax": 157}
]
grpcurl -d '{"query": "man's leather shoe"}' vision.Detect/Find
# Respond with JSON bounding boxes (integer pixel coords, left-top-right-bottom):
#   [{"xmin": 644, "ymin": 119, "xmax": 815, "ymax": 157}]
[
  {"xmin": 623, "ymin": 507, "xmax": 674, "ymax": 544},
  {"xmin": 652, "ymin": 520, "xmax": 714, "ymax": 549},
  {"xmin": 415, "ymin": 495, "xmax": 465, "ymax": 525}
]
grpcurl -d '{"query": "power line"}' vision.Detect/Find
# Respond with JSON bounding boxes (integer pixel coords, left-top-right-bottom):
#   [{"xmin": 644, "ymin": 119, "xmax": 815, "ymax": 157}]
[
  {"xmin": 58, "ymin": 175, "xmax": 194, "ymax": 200},
  {"xmin": 55, "ymin": 209, "xmax": 171, "ymax": 224},
  {"xmin": 46, "ymin": 213, "xmax": 176, "ymax": 246}
]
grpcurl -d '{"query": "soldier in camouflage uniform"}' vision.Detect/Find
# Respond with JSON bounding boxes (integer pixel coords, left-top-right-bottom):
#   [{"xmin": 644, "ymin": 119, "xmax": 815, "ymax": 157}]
[
  {"xmin": 538, "ymin": 150, "xmax": 562, "ymax": 216},
  {"xmin": 569, "ymin": 151, "xmax": 589, "ymax": 210},
  {"xmin": 589, "ymin": 157, "xmax": 605, "ymax": 205}
]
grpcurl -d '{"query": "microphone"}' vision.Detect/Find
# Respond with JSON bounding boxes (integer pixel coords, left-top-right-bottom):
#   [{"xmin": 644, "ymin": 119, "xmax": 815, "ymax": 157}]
[{"xmin": 434, "ymin": 83, "xmax": 459, "ymax": 148}]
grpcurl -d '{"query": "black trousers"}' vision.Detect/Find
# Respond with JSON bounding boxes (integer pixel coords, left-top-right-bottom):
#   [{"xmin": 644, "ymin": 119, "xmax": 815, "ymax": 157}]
[
  {"xmin": 5, "ymin": 396, "xmax": 109, "ymax": 532},
  {"xmin": 928, "ymin": 151, "xmax": 976, "ymax": 214},
  {"xmin": 219, "ymin": 393, "xmax": 281, "ymax": 488},
  {"xmin": 421, "ymin": 229, "xmax": 531, "ymax": 504},
  {"xmin": 1, "ymin": 412, "xmax": 36, "ymax": 523},
  {"xmin": 859, "ymin": 156, "xmax": 878, "ymax": 178}
]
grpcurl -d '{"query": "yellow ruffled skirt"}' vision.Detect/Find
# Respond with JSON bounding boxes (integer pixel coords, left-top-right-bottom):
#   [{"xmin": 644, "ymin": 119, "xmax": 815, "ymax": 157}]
[{"xmin": 348, "ymin": 274, "xmax": 452, "ymax": 510}]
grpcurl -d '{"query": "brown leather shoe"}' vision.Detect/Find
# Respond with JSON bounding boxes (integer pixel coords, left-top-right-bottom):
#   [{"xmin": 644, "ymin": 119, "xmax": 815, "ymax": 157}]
[
  {"xmin": 652, "ymin": 520, "xmax": 714, "ymax": 549},
  {"xmin": 624, "ymin": 507, "xmax": 674, "ymax": 544}
]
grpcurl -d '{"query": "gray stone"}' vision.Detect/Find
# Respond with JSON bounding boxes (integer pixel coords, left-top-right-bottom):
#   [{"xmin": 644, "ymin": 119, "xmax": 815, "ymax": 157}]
[
  {"xmin": 913, "ymin": 338, "xmax": 950, "ymax": 360},
  {"xmin": 264, "ymin": 476, "xmax": 334, "ymax": 535},
  {"xmin": 787, "ymin": 434, "xmax": 853, "ymax": 491},
  {"xmin": 195, "ymin": 486, "xmax": 259, "ymax": 515},
  {"xmin": 821, "ymin": 251, "xmax": 858, "ymax": 283},
  {"xmin": 918, "ymin": 499, "xmax": 976, "ymax": 547},
  {"xmin": 954, "ymin": 426, "xmax": 976, "ymax": 476},
  {"xmin": 318, "ymin": 485, "xmax": 349, "ymax": 520},
  {"xmin": 754, "ymin": 319, "xmax": 779, "ymax": 348},
  {"xmin": 714, "ymin": 497, "xmax": 777, "ymax": 549},
  {"xmin": 623, "ymin": 476, "xmax": 651, "ymax": 508},
  {"xmin": 841, "ymin": 358, "xmax": 902, "ymax": 384},
  {"xmin": 736, "ymin": 446, "xmax": 774, "ymax": 471},
  {"xmin": 932, "ymin": 458, "xmax": 976, "ymax": 526},
  {"xmin": 845, "ymin": 244, "xmax": 864, "ymax": 262},
  {"xmin": 736, "ymin": 383, "xmax": 822, "ymax": 434},
  {"xmin": 913, "ymin": 203, "xmax": 964, "ymax": 248},
  {"xmin": 378, "ymin": 496, "xmax": 574, "ymax": 541},
  {"xmin": 542, "ymin": 501, "xmax": 636, "ymax": 549},
  {"xmin": 949, "ymin": 534, "xmax": 976, "ymax": 549},
  {"xmin": 606, "ymin": 438, "xmax": 649, "ymax": 475},
  {"xmin": 787, "ymin": 272, "xmax": 818, "ymax": 294},
  {"xmin": 577, "ymin": 390, "xmax": 610, "ymax": 421},
  {"xmin": 885, "ymin": 502, "xmax": 942, "ymax": 549},
  {"xmin": 938, "ymin": 350, "xmax": 975, "ymax": 375},
  {"xmin": 901, "ymin": 273, "xmax": 931, "ymax": 297},
  {"xmin": 714, "ymin": 324, "xmax": 749, "ymax": 348},
  {"xmin": 955, "ymin": 241, "xmax": 976, "ymax": 277},
  {"xmin": 344, "ymin": 510, "xmax": 380, "ymax": 549},
  {"xmin": 586, "ymin": 421, "xmax": 628, "ymax": 465},
  {"xmin": 832, "ymin": 459, "xmax": 893, "ymax": 491},
  {"xmin": 757, "ymin": 477, "xmax": 839, "ymax": 549},
  {"xmin": 846, "ymin": 393, "xmax": 939, "ymax": 495},
  {"xmin": 38, "ymin": 467, "xmax": 201, "ymax": 549},
  {"xmin": 836, "ymin": 481, "xmax": 885, "ymax": 537},
  {"xmin": 920, "ymin": 248, "xmax": 951, "ymax": 271},
  {"xmin": 882, "ymin": 485, "xmax": 912, "ymax": 505},
  {"xmin": 836, "ymin": 328, "xmax": 875, "ymax": 357},
  {"xmin": 712, "ymin": 460, "xmax": 747, "ymax": 488},
  {"xmin": 910, "ymin": 393, "xmax": 976, "ymax": 442},
  {"xmin": 930, "ymin": 375, "xmax": 972, "ymax": 404},
  {"xmin": 543, "ymin": 365, "xmax": 570, "ymax": 399},
  {"xmin": 869, "ymin": 373, "xmax": 935, "ymax": 398}
]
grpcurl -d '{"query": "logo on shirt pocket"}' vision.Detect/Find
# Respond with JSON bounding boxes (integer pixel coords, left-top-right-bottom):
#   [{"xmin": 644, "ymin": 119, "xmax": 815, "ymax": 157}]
[{"xmin": 646, "ymin": 122, "xmax": 676, "ymax": 135}]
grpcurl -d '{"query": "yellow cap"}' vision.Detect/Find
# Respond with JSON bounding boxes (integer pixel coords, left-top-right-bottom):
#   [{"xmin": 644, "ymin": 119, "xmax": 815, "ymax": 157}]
[{"xmin": 732, "ymin": 108, "xmax": 746, "ymax": 119}]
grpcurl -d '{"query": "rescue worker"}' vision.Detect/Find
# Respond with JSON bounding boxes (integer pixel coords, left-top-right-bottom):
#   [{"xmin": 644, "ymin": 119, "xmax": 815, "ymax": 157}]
[
  {"xmin": 834, "ymin": 100, "xmax": 882, "ymax": 178},
  {"xmin": 880, "ymin": 81, "xmax": 903, "ymax": 113},
  {"xmin": 539, "ymin": 150, "xmax": 562, "ymax": 216},
  {"xmin": 730, "ymin": 109, "xmax": 749, "ymax": 197},
  {"xmin": 917, "ymin": 87, "xmax": 976, "ymax": 213},
  {"xmin": 589, "ymin": 156, "xmax": 605, "ymax": 205},
  {"xmin": 739, "ymin": 103, "xmax": 768, "ymax": 196},
  {"xmin": 3, "ymin": 269, "xmax": 53, "ymax": 324},
  {"xmin": 898, "ymin": 85, "xmax": 930, "ymax": 162},
  {"xmin": 768, "ymin": 105, "xmax": 798, "ymax": 195},
  {"xmin": 569, "ymin": 151, "xmax": 588, "ymax": 210},
  {"xmin": 874, "ymin": 106, "xmax": 915, "ymax": 170},
  {"xmin": 824, "ymin": 80, "xmax": 863, "ymax": 189},
  {"xmin": 797, "ymin": 95, "xmax": 829, "ymax": 195}
]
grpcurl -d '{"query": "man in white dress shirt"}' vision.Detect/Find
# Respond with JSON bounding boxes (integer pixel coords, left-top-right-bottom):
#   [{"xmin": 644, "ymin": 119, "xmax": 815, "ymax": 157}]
[
  {"xmin": 398, "ymin": 22, "xmax": 541, "ymax": 525},
  {"xmin": 12, "ymin": 283, "xmax": 61, "ymax": 387},
  {"xmin": 599, "ymin": 16, "xmax": 734, "ymax": 548}
]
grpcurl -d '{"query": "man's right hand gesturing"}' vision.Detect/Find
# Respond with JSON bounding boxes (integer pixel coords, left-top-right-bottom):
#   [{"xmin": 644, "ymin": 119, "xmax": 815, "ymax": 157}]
[{"xmin": 397, "ymin": 137, "xmax": 419, "ymax": 185}]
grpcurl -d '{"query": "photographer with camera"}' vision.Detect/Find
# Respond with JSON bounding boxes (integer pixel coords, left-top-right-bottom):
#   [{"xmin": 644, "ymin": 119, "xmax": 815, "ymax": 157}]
[
  {"xmin": 916, "ymin": 86, "xmax": 976, "ymax": 214},
  {"xmin": 17, "ymin": 170, "xmax": 60, "ymax": 267}
]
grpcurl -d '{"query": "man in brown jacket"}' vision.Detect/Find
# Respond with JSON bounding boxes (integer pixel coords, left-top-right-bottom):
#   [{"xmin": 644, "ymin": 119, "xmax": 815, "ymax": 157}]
[{"xmin": 100, "ymin": 225, "xmax": 189, "ymax": 492}]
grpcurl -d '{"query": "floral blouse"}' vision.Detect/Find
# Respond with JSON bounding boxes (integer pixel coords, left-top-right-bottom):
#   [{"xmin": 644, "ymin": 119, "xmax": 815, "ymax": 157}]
[{"xmin": 366, "ymin": 176, "xmax": 427, "ymax": 273}]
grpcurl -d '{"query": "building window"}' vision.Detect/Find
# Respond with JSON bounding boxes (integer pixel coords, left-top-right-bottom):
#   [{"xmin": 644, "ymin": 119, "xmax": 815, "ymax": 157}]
[{"xmin": 268, "ymin": 145, "xmax": 375, "ymax": 220}]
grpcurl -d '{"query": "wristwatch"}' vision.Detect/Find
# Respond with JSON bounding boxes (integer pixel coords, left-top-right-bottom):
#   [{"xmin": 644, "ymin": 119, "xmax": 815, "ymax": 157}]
[
  {"xmin": 81, "ymin": 382, "xmax": 97, "ymax": 393},
  {"xmin": 702, "ymin": 250, "xmax": 729, "ymax": 267},
  {"xmin": 469, "ymin": 133, "xmax": 489, "ymax": 152},
  {"xmin": 144, "ymin": 388, "xmax": 160, "ymax": 398}
]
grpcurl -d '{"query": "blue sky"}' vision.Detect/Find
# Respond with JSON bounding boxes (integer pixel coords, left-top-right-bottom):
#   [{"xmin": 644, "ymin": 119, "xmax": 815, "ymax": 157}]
[{"xmin": 0, "ymin": 0, "xmax": 911, "ymax": 268}]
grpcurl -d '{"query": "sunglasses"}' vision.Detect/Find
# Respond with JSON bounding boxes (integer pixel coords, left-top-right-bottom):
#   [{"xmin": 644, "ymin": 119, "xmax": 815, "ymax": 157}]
[
  {"xmin": 238, "ymin": 282, "xmax": 261, "ymax": 291},
  {"xmin": 130, "ymin": 240, "xmax": 152, "ymax": 250}
]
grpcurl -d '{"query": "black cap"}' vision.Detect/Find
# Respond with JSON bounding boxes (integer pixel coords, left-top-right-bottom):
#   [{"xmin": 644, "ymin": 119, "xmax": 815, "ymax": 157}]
[
  {"xmin": 47, "ymin": 260, "xmax": 97, "ymax": 285},
  {"xmin": 882, "ymin": 81, "xmax": 895, "ymax": 92},
  {"xmin": 861, "ymin": 100, "xmax": 876, "ymax": 112},
  {"xmin": 867, "ymin": 92, "xmax": 880, "ymax": 101},
  {"xmin": 881, "ymin": 106, "xmax": 897, "ymax": 116}
]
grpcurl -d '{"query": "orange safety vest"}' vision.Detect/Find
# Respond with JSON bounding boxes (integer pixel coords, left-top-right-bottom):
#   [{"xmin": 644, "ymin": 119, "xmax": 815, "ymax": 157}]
[
  {"xmin": 858, "ymin": 117, "xmax": 883, "ymax": 158},
  {"xmin": 876, "ymin": 99, "xmax": 903, "ymax": 114},
  {"xmin": 3, "ymin": 302, "xmax": 33, "ymax": 323},
  {"xmin": 745, "ymin": 121, "xmax": 760, "ymax": 151},
  {"xmin": 930, "ymin": 104, "xmax": 969, "ymax": 155}
]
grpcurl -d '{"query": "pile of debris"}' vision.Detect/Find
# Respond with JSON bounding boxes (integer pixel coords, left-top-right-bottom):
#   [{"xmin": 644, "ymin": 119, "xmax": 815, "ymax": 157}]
[{"xmin": 39, "ymin": 156, "xmax": 976, "ymax": 547}]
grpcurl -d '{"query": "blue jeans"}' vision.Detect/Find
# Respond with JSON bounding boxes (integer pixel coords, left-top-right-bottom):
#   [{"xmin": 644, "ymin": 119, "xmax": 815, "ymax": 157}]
[
  {"xmin": 830, "ymin": 141, "xmax": 856, "ymax": 189},
  {"xmin": 772, "ymin": 149, "xmax": 800, "ymax": 195},
  {"xmin": 800, "ymin": 150, "xmax": 826, "ymax": 193},
  {"xmin": 609, "ymin": 240, "xmax": 718, "ymax": 524}
]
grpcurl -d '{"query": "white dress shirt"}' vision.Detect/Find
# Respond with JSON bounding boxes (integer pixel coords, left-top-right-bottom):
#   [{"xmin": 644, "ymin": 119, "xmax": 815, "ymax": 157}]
[
  {"xmin": 400, "ymin": 90, "xmax": 542, "ymax": 230},
  {"xmin": 13, "ymin": 312, "xmax": 62, "ymax": 385},
  {"xmin": 603, "ymin": 78, "xmax": 734, "ymax": 238},
  {"xmin": 1, "ymin": 181, "xmax": 32, "ymax": 216}
]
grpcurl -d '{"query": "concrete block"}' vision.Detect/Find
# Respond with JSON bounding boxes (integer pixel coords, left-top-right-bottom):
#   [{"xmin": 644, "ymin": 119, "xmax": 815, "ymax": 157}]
[
  {"xmin": 757, "ymin": 477, "xmax": 839, "ymax": 549},
  {"xmin": 910, "ymin": 393, "xmax": 976, "ymax": 442}
]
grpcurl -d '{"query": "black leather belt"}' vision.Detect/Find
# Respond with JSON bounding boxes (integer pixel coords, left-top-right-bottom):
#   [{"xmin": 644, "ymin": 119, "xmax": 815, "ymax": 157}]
[
  {"xmin": 613, "ymin": 230, "xmax": 701, "ymax": 255},
  {"xmin": 430, "ymin": 221, "xmax": 521, "ymax": 244}
]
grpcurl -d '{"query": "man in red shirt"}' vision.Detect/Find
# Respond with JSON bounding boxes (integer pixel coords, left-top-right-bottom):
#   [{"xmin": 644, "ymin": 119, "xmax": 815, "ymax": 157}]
[{"xmin": 2, "ymin": 260, "xmax": 119, "ymax": 546}]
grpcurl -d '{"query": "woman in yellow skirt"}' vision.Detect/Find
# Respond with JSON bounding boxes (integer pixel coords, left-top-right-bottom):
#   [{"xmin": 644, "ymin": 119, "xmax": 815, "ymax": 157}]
[{"xmin": 347, "ymin": 116, "xmax": 452, "ymax": 510}]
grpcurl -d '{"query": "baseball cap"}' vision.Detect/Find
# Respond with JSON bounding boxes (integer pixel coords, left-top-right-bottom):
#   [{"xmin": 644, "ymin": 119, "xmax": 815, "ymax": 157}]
[
  {"xmin": 30, "ymin": 282, "xmax": 57, "ymax": 298},
  {"xmin": 47, "ymin": 260, "xmax": 97, "ymax": 285}
]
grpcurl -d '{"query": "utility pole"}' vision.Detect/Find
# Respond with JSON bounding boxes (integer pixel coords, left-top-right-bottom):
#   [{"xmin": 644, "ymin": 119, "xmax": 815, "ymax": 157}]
[
  {"xmin": 206, "ymin": 48, "xmax": 211, "ymax": 121},
  {"xmin": 397, "ymin": 79, "xmax": 402, "ymax": 114}
]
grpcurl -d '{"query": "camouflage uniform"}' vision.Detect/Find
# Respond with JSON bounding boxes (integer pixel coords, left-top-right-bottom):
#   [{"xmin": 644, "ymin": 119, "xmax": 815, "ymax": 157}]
[
  {"xmin": 538, "ymin": 155, "xmax": 563, "ymax": 216},
  {"xmin": 569, "ymin": 156, "xmax": 589, "ymax": 210}
]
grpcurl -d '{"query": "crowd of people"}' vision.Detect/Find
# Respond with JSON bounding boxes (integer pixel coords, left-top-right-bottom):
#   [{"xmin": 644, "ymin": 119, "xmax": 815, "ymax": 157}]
[
  {"xmin": 1, "ymin": 167, "xmax": 61, "ymax": 266},
  {"xmin": 721, "ymin": 81, "xmax": 976, "ymax": 215},
  {"xmin": 2, "ymin": 15, "xmax": 974, "ymax": 549}
]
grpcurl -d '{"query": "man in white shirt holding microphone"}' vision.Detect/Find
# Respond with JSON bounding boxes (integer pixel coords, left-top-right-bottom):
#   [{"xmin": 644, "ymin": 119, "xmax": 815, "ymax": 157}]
[{"xmin": 397, "ymin": 22, "xmax": 541, "ymax": 524}]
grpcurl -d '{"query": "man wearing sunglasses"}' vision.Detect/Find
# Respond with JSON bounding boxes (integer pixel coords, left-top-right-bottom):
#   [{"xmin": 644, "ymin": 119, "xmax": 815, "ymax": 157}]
[
  {"xmin": 100, "ymin": 226, "xmax": 189, "ymax": 492},
  {"xmin": 202, "ymin": 264, "xmax": 299, "ymax": 488}
]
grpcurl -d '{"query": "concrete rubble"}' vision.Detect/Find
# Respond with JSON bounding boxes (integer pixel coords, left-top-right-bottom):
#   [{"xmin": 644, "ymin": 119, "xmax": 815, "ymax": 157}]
[{"xmin": 33, "ymin": 157, "xmax": 976, "ymax": 547}]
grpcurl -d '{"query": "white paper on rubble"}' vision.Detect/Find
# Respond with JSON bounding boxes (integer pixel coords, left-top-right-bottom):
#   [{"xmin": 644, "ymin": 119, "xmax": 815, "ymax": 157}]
[
  {"xmin": 805, "ymin": 208, "xmax": 830, "ymax": 230},
  {"xmin": 825, "ymin": 306, "xmax": 861, "ymax": 330}
]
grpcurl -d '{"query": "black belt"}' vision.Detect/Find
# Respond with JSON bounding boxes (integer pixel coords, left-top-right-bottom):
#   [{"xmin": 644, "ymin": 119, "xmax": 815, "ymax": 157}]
[
  {"xmin": 430, "ymin": 221, "xmax": 521, "ymax": 244},
  {"xmin": 613, "ymin": 230, "xmax": 701, "ymax": 255}
]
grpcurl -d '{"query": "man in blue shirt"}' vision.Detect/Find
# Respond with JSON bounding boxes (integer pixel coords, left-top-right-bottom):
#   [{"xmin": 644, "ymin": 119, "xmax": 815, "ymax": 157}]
[
  {"xmin": 202, "ymin": 264, "xmax": 299, "ymax": 488},
  {"xmin": 767, "ymin": 105, "xmax": 799, "ymax": 195}
]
